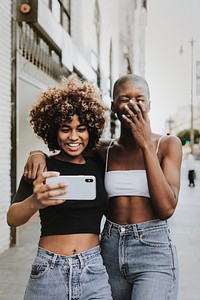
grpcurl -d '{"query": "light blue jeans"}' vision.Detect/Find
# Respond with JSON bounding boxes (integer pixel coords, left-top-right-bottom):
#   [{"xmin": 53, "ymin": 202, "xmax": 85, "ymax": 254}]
[
  {"xmin": 24, "ymin": 245, "xmax": 112, "ymax": 300},
  {"xmin": 101, "ymin": 219, "xmax": 179, "ymax": 300}
]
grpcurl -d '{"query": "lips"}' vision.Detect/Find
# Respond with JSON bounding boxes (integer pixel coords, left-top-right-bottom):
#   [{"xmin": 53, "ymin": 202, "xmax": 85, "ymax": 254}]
[
  {"xmin": 65, "ymin": 143, "xmax": 82, "ymax": 151},
  {"xmin": 68, "ymin": 143, "xmax": 80, "ymax": 147}
]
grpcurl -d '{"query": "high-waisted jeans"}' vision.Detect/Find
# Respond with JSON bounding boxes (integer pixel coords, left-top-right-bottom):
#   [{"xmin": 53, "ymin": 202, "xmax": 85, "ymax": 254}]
[
  {"xmin": 24, "ymin": 245, "xmax": 112, "ymax": 300},
  {"xmin": 101, "ymin": 219, "xmax": 179, "ymax": 300}
]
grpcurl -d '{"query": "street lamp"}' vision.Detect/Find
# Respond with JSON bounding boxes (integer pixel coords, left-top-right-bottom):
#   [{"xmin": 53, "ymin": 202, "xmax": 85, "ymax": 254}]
[
  {"xmin": 179, "ymin": 39, "xmax": 195, "ymax": 150},
  {"xmin": 166, "ymin": 116, "xmax": 174, "ymax": 135}
]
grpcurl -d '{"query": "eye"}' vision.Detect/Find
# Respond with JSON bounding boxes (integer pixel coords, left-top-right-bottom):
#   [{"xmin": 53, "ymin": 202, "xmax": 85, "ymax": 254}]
[
  {"xmin": 59, "ymin": 127, "xmax": 70, "ymax": 133},
  {"xmin": 136, "ymin": 98, "xmax": 146, "ymax": 103},
  {"xmin": 119, "ymin": 96, "xmax": 130, "ymax": 103},
  {"xmin": 78, "ymin": 126, "xmax": 87, "ymax": 132}
]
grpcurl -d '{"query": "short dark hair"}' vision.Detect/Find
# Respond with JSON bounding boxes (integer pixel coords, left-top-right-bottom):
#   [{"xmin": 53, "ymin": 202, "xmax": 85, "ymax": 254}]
[{"xmin": 113, "ymin": 74, "xmax": 150, "ymax": 100}]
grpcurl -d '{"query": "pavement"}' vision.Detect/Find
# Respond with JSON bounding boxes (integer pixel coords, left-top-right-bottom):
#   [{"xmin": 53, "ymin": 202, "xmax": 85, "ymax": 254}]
[{"xmin": 0, "ymin": 159, "xmax": 200, "ymax": 300}]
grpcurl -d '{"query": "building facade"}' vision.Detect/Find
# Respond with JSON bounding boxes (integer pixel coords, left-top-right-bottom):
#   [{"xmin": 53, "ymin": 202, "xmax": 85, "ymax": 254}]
[
  {"xmin": 0, "ymin": 1, "xmax": 12, "ymax": 253},
  {"xmin": 0, "ymin": 0, "xmax": 147, "ymax": 254}
]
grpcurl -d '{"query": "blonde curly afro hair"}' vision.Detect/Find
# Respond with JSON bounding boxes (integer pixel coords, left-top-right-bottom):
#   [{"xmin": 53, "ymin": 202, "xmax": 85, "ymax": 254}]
[{"xmin": 30, "ymin": 74, "xmax": 106, "ymax": 152}]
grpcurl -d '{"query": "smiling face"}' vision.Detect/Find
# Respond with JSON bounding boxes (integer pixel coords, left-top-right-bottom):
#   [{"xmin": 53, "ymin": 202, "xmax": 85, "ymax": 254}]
[
  {"xmin": 57, "ymin": 114, "xmax": 89, "ymax": 163},
  {"xmin": 112, "ymin": 78, "xmax": 151, "ymax": 125}
]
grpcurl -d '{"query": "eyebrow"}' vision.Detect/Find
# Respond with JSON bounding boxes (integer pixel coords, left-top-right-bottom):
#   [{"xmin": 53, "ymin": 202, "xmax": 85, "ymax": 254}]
[
  {"xmin": 118, "ymin": 94, "xmax": 130, "ymax": 97},
  {"xmin": 60, "ymin": 124, "xmax": 86, "ymax": 128},
  {"xmin": 136, "ymin": 95, "xmax": 147, "ymax": 99}
]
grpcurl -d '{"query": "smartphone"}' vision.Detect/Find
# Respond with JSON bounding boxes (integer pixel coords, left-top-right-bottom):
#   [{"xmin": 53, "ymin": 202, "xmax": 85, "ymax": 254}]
[{"xmin": 46, "ymin": 175, "xmax": 96, "ymax": 200}]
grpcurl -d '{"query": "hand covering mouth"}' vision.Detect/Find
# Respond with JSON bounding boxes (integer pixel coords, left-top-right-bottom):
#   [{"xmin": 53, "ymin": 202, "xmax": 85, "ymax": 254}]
[
  {"xmin": 125, "ymin": 113, "xmax": 131, "ymax": 119},
  {"xmin": 123, "ymin": 110, "xmax": 137, "ymax": 119},
  {"xmin": 123, "ymin": 112, "xmax": 132, "ymax": 119}
]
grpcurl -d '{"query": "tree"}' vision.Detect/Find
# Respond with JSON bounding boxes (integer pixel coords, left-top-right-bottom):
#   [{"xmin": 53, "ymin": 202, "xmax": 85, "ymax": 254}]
[{"xmin": 177, "ymin": 129, "xmax": 200, "ymax": 145}]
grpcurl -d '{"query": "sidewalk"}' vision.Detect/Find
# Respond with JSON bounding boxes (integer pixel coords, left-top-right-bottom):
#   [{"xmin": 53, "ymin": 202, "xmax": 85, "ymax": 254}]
[
  {"xmin": 170, "ymin": 158, "xmax": 200, "ymax": 300},
  {"xmin": 0, "ymin": 217, "xmax": 40, "ymax": 300},
  {"xmin": 0, "ymin": 159, "xmax": 199, "ymax": 300}
]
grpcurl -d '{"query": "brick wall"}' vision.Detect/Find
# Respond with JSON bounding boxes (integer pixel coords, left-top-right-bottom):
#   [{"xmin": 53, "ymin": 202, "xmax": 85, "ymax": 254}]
[{"xmin": 0, "ymin": 1, "xmax": 12, "ymax": 254}]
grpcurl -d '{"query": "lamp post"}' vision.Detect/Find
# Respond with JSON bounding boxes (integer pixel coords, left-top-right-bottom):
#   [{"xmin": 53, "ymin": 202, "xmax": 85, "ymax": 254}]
[
  {"xmin": 179, "ymin": 39, "xmax": 195, "ymax": 150},
  {"xmin": 166, "ymin": 116, "xmax": 174, "ymax": 135}
]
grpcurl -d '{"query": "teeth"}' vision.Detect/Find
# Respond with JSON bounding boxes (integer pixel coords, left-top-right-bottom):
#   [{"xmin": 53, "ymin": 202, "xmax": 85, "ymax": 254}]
[{"xmin": 68, "ymin": 143, "xmax": 79, "ymax": 147}]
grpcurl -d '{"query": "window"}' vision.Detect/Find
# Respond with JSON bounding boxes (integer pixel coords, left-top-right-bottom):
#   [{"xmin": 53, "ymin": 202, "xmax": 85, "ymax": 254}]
[
  {"xmin": 51, "ymin": 0, "xmax": 61, "ymax": 23},
  {"xmin": 60, "ymin": 0, "xmax": 71, "ymax": 33},
  {"xmin": 49, "ymin": 0, "xmax": 71, "ymax": 33}
]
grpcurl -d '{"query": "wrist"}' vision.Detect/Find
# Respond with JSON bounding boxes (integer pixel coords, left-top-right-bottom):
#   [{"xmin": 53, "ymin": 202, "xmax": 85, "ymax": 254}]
[
  {"xmin": 29, "ymin": 151, "xmax": 46, "ymax": 158},
  {"xmin": 29, "ymin": 195, "xmax": 42, "ymax": 211},
  {"xmin": 141, "ymin": 142, "xmax": 154, "ymax": 153}
]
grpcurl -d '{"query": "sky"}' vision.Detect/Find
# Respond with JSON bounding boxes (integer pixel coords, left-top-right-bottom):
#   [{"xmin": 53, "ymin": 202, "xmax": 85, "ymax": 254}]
[{"xmin": 145, "ymin": 0, "xmax": 200, "ymax": 134}]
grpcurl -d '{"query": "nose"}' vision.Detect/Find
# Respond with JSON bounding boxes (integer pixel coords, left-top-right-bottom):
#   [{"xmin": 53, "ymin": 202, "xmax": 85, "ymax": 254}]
[
  {"xmin": 126, "ymin": 100, "xmax": 135, "ymax": 110},
  {"xmin": 129, "ymin": 98, "xmax": 137, "ymax": 105},
  {"xmin": 128, "ymin": 99, "xmax": 140, "ymax": 110},
  {"xmin": 69, "ymin": 130, "xmax": 78, "ymax": 140}
]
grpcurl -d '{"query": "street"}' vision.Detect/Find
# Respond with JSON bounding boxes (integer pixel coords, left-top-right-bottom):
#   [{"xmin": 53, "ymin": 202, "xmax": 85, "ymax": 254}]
[{"xmin": 0, "ymin": 159, "xmax": 199, "ymax": 300}]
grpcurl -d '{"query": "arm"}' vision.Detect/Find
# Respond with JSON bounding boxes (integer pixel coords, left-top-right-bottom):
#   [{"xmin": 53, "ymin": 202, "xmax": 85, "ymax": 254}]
[
  {"xmin": 7, "ymin": 171, "xmax": 67, "ymax": 227},
  {"xmin": 23, "ymin": 142, "xmax": 110, "ymax": 179},
  {"xmin": 123, "ymin": 101, "xmax": 182, "ymax": 220},
  {"xmin": 7, "ymin": 195, "xmax": 39, "ymax": 227},
  {"xmin": 142, "ymin": 136, "xmax": 182, "ymax": 219},
  {"xmin": 24, "ymin": 151, "xmax": 47, "ymax": 180}
]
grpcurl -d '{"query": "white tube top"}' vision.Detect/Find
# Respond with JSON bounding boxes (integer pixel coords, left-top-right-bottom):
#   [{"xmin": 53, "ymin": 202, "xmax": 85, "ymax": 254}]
[
  {"xmin": 104, "ymin": 137, "xmax": 164, "ymax": 199},
  {"xmin": 104, "ymin": 170, "xmax": 150, "ymax": 198}
]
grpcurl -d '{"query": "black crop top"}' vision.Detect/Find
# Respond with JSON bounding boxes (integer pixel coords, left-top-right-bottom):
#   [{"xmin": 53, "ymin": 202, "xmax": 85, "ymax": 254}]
[{"xmin": 12, "ymin": 156, "xmax": 108, "ymax": 236}]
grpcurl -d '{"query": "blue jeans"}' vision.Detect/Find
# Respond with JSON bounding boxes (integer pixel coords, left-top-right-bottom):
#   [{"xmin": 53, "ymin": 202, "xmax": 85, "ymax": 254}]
[
  {"xmin": 24, "ymin": 246, "xmax": 112, "ymax": 300},
  {"xmin": 101, "ymin": 219, "xmax": 179, "ymax": 300}
]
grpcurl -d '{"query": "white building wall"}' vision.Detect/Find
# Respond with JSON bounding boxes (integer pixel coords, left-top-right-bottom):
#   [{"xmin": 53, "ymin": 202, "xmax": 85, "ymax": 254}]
[
  {"xmin": 16, "ymin": 59, "xmax": 58, "ymax": 185},
  {"xmin": 119, "ymin": 0, "xmax": 146, "ymax": 77},
  {"xmin": 0, "ymin": 1, "xmax": 12, "ymax": 254},
  {"xmin": 99, "ymin": 0, "xmax": 120, "ymax": 89},
  {"xmin": 132, "ymin": 0, "xmax": 147, "ymax": 76},
  {"xmin": 119, "ymin": 0, "xmax": 136, "ymax": 74},
  {"xmin": 71, "ymin": 0, "xmax": 96, "ymax": 65}
]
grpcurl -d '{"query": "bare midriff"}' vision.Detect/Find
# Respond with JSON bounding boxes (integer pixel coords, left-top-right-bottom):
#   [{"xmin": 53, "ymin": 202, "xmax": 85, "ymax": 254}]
[
  {"xmin": 107, "ymin": 196, "xmax": 158, "ymax": 225},
  {"xmin": 39, "ymin": 233, "xmax": 99, "ymax": 256}
]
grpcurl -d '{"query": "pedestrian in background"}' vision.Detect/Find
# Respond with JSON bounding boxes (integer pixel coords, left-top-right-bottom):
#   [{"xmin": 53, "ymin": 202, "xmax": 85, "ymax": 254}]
[
  {"xmin": 23, "ymin": 74, "xmax": 182, "ymax": 300},
  {"xmin": 187, "ymin": 150, "xmax": 196, "ymax": 187},
  {"xmin": 7, "ymin": 74, "xmax": 112, "ymax": 300}
]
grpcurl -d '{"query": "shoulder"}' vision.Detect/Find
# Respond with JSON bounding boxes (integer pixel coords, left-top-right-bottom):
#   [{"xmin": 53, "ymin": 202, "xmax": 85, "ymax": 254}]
[
  {"xmin": 153, "ymin": 133, "xmax": 181, "ymax": 147},
  {"xmin": 99, "ymin": 138, "xmax": 113, "ymax": 148},
  {"xmin": 162, "ymin": 135, "xmax": 182, "ymax": 149},
  {"xmin": 155, "ymin": 134, "xmax": 182, "ymax": 158},
  {"xmin": 46, "ymin": 155, "xmax": 56, "ymax": 165},
  {"xmin": 93, "ymin": 138, "xmax": 113, "ymax": 162},
  {"xmin": 85, "ymin": 139, "xmax": 111, "ymax": 157}
]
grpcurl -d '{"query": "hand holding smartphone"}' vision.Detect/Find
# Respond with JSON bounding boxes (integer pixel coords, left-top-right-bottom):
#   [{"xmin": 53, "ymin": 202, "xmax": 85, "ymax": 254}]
[{"xmin": 46, "ymin": 175, "xmax": 96, "ymax": 200}]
